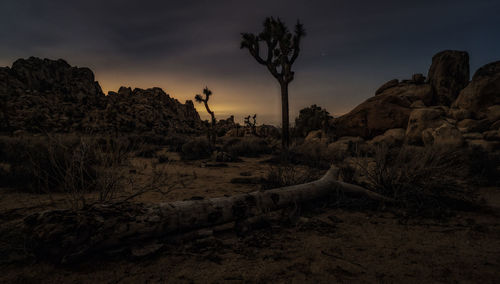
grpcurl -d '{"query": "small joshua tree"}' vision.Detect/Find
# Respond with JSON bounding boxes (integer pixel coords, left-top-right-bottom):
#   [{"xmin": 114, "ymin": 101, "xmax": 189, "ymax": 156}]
[
  {"xmin": 195, "ymin": 87, "xmax": 216, "ymax": 148},
  {"xmin": 241, "ymin": 17, "xmax": 306, "ymax": 149},
  {"xmin": 244, "ymin": 114, "xmax": 257, "ymax": 135}
]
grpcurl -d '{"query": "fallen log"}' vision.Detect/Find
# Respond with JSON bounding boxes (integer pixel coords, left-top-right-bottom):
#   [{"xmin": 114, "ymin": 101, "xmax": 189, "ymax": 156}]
[{"xmin": 23, "ymin": 166, "xmax": 392, "ymax": 263}]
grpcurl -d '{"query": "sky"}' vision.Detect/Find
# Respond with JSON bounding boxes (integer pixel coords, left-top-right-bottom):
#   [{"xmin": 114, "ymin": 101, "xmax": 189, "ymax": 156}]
[{"xmin": 1, "ymin": 0, "xmax": 499, "ymax": 124}]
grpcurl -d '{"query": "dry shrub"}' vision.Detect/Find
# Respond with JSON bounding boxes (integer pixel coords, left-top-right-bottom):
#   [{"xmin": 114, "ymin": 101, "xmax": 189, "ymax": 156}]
[
  {"xmin": 0, "ymin": 135, "xmax": 131, "ymax": 209},
  {"xmin": 123, "ymin": 163, "xmax": 195, "ymax": 202},
  {"xmin": 261, "ymin": 164, "xmax": 322, "ymax": 190},
  {"xmin": 164, "ymin": 134, "xmax": 188, "ymax": 152},
  {"xmin": 135, "ymin": 144, "xmax": 160, "ymax": 158},
  {"xmin": 223, "ymin": 137, "xmax": 272, "ymax": 158},
  {"xmin": 181, "ymin": 137, "xmax": 212, "ymax": 160},
  {"xmin": 288, "ymin": 141, "xmax": 331, "ymax": 169},
  {"xmin": 354, "ymin": 145, "xmax": 473, "ymax": 217}
]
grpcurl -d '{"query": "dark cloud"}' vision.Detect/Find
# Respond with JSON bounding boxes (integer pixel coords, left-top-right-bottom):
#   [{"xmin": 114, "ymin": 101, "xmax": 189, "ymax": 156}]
[{"xmin": 1, "ymin": 0, "xmax": 500, "ymax": 123}]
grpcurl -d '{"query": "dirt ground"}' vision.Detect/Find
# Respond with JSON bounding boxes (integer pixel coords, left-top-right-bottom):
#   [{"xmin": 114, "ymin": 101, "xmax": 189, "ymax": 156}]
[{"xmin": 1, "ymin": 150, "xmax": 500, "ymax": 283}]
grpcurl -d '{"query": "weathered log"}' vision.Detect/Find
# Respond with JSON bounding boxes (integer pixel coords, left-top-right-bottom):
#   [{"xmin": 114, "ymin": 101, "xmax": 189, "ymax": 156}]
[{"xmin": 23, "ymin": 166, "xmax": 392, "ymax": 262}]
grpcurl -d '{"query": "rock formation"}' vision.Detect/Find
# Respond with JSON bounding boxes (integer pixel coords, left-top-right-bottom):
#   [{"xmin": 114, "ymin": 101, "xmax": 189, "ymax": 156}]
[
  {"xmin": 427, "ymin": 50, "xmax": 470, "ymax": 106},
  {"xmin": 452, "ymin": 61, "xmax": 500, "ymax": 116},
  {"xmin": 332, "ymin": 83, "xmax": 433, "ymax": 138},
  {"xmin": 327, "ymin": 50, "xmax": 499, "ymax": 154},
  {"xmin": 0, "ymin": 57, "xmax": 202, "ymax": 134}
]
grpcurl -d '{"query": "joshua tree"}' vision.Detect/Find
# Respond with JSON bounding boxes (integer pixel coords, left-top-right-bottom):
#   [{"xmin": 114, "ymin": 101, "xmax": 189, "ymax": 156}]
[
  {"xmin": 244, "ymin": 114, "xmax": 257, "ymax": 135},
  {"xmin": 195, "ymin": 87, "xmax": 216, "ymax": 148},
  {"xmin": 241, "ymin": 17, "xmax": 306, "ymax": 149}
]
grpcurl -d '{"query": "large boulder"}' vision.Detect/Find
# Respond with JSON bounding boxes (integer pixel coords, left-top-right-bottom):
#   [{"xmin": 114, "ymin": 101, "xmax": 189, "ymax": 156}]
[
  {"xmin": 427, "ymin": 50, "xmax": 470, "ymax": 105},
  {"xmin": 456, "ymin": 119, "xmax": 491, "ymax": 133},
  {"xmin": 332, "ymin": 83, "xmax": 433, "ymax": 139},
  {"xmin": 375, "ymin": 79, "xmax": 399, "ymax": 95},
  {"xmin": 452, "ymin": 61, "xmax": 500, "ymax": 116},
  {"xmin": 10, "ymin": 57, "xmax": 103, "ymax": 101},
  {"xmin": 327, "ymin": 136, "xmax": 364, "ymax": 154},
  {"xmin": 422, "ymin": 122, "xmax": 464, "ymax": 148},
  {"xmin": 405, "ymin": 107, "xmax": 447, "ymax": 145},
  {"xmin": 305, "ymin": 130, "xmax": 328, "ymax": 144},
  {"xmin": 486, "ymin": 105, "xmax": 500, "ymax": 121},
  {"xmin": 369, "ymin": 128, "xmax": 406, "ymax": 147}
]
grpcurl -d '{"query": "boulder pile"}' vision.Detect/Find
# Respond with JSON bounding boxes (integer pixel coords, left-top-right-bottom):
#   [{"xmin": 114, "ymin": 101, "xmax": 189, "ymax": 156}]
[
  {"xmin": 0, "ymin": 57, "xmax": 202, "ymax": 134},
  {"xmin": 328, "ymin": 50, "xmax": 499, "ymax": 154}
]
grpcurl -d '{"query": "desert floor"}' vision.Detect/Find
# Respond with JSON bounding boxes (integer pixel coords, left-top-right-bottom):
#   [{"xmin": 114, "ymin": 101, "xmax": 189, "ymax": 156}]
[{"xmin": 1, "ymin": 150, "xmax": 500, "ymax": 283}]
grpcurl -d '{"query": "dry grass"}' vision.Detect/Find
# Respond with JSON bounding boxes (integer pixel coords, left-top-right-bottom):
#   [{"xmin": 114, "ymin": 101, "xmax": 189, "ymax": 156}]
[
  {"xmin": 261, "ymin": 164, "xmax": 322, "ymax": 190},
  {"xmin": 352, "ymin": 145, "xmax": 473, "ymax": 217},
  {"xmin": 0, "ymin": 135, "xmax": 194, "ymax": 209}
]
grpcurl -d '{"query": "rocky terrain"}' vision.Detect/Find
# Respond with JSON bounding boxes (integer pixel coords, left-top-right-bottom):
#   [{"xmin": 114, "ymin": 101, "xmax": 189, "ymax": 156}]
[
  {"xmin": 0, "ymin": 57, "xmax": 202, "ymax": 134},
  {"xmin": 328, "ymin": 50, "xmax": 499, "ymax": 155}
]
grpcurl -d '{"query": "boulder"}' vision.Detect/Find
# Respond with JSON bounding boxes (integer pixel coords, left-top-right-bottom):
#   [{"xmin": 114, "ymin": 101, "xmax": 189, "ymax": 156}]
[
  {"xmin": 410, "ymin": 100, "xmax": 426, "ymax": 108},
  {"xmin": 327, "ymin": 136, "xmax": 364, "ymax": 154},
  {"xmin": 448, "ymin": 108, "xmax": 472, "ymax": 121},
  {"xmin": 412, "ymin": 73, "xmax": 425, "ymax": 84},
  {"xmin": 405, "ymin": 108, "xmax": 446, "ymax": 145},
  {"xmin": 453, "ymin": 61, "xmax": 500, "ymax": 115},
  {"xmin": 463, "ymin": 132, "xmax": 484, "ymax": 140},
  {"xmin": 375, "ymin": 79, "xmax": 399, "ymax": 95},
  {"xmin": 491, "ymin": 120, "xmax": 500, "ymax": 131},
  {"xmin": 305, "ymin": 130, "xmax": 328, "ymax": 144},
  {"xmin": 456, "ymin": 119, "xmax": 491, "ymax": 133},
  {"xmin": 484, "ymin": 130, "xmax": 500, "ymax": 141},
  {"xmin": 369, "ymin": 128, "xmax": 405, "ymax": 147},
  {"xmin": 427, "ymin": 50, "xmax": 470, "ymax": 105},
  {"xmin": 422, "ymin": 122, "xmax": 464, "ymax": 147},
  {"xmin": 485, "ymin": 105, "xmax": 500, "ymax": 121},
  {"xmin": 332, "ymin": 83, "xmax": 433, "ymax": 139},
  {"xmin": 467, "ymin": 139, "xmax": 500, "ymax": 152}
]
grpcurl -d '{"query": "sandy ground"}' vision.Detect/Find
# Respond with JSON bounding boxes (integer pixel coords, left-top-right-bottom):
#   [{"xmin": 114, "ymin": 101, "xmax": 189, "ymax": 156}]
[{"xmin": 1, "ymin": 150, "xmax": 500, "ymax": 283}]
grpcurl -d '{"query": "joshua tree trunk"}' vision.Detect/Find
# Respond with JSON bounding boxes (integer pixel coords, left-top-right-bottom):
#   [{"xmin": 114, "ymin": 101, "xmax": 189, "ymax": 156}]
[
  {"xmin": 204, "ymin": 101, "xmax": 216, "ymax": 148},
  {"xmin": 281, "ymin": 82, "xmax": 290, "ymax": 149},
  {"xmin": 23, "ymin": 166, "xmax": 392, "ymax": 263}
]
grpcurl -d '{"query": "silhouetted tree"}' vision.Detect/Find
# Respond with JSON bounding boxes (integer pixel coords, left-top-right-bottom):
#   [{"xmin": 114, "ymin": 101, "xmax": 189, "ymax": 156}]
[
  {"xmin": 294, "ymin": 104, "xmax": 332, "ymax": 137},
  {"xmin": 244, "ymin": 114, "xmax": 257, "ymax": 135},
  {"xmin": 195, "ymin": 87, "xmax": 216, "ymax": 148},
  {"xmin": 241, "ymin": 17, "xmax": 306, "ymax": 149}
]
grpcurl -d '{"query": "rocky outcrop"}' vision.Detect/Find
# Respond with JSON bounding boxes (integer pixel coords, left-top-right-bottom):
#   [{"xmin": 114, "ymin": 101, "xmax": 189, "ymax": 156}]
[
  {"xmin": 375, "ymin": 79, "xmax": 399, "ymax": 95},
  {"xmin": 96, "ymin": 87, "xmax": 202, "ymax": 133},
  {"xmin": 332, "ymin": 82, "xmax": 433, "ymax": 139},
  {"xmin": 369, "ymin": 128, "xmax": 405, "ymax": 147},
  {"xmin": 0, "ymin": 57, "xmax": 202, "ymax": 134},
  {"xmin": 427, "ymin": 50, "xmax": 470, "ymax": 106},
  {"xmin": 405, "ymin": 108, "xmax": 447, "ymax": 145},
  {"xmin": 422, "ymin": 122, "xmax": 464, "ymax": 147},
  {"xmin": 327, "ymin": 136, "xmax": 364, "ymax": 154},
  {"xmin": 452, "ymin": 61, "xmax": 500, "ymax": 117}
]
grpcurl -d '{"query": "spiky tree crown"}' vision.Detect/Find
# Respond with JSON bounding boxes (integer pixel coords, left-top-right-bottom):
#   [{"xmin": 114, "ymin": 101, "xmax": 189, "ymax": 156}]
[
  {"xmin": 195, "ymin": 87, "xmax": 212, "ymax": 103},
  {"xmin": 241, "ymin": 17, "xmax": 305, "ymax": 84}
]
